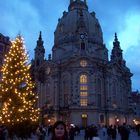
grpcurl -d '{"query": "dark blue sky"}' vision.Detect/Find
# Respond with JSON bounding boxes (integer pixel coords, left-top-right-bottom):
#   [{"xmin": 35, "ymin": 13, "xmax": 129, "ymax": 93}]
[{"xmin": 0, "ymin": 0, "xmax": 140, "ymax": 91}]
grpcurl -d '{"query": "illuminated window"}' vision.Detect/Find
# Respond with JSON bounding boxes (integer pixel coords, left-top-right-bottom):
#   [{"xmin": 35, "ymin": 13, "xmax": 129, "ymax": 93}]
[
  {"xmin": 80, "ymin": 85, "xmax": 87, "ymax": 90},
  {"xmin": 80, "ymin": 75, "xmax": 87, "ymax": 83},
  {"xmin": 80, "ymin": 74, "xmax": 88, "ymax": 106},
  {"xmin": 80, "ymin": 92, "xmax": 88, "ymax": 97},
  {"xmin": 80, "ymin": 99, "xmax": 88, "ymax": 106},
  {"xmin": 80, "ymin": 60, "xmax": 87, "ymax": 67}
]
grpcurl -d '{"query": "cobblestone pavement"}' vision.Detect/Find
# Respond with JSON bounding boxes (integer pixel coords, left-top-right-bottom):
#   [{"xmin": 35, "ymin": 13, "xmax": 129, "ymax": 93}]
[
  {"xmin": 27, "ymin": 129, "xmax": 140, "ymax": 140},
  {"xmin": 74, "ymin": 130, "xmax": 140, "ymax": 140}
]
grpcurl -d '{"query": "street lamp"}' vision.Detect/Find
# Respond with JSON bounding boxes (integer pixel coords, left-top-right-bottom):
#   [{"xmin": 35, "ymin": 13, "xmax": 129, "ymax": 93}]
[{"xmin": 48, "ymin": 119, "xmax": 51, "ymax": 124}]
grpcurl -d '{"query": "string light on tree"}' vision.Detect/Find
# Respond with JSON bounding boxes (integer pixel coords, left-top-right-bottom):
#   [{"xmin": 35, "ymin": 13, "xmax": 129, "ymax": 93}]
[{"xmin": 0, "ymin": 35, "xmax": 40, "ymax": 126}]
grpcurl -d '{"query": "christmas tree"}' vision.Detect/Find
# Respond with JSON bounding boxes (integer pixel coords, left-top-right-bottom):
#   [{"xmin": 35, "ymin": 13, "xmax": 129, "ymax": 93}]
[{"xmin": 0, "ymin": 35, "xmax": 39, "ymax": 134}]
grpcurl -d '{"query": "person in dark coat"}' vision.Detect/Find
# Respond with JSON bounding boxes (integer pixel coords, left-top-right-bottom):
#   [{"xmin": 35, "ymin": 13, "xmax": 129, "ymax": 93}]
[
  {"xmin": 120, "ymin": 123, "xmax": 130, "ymax": 140},
  {"xmin": 111, "ymin": 125, "xmax": 117, "ymax": 140},
  {"xmin": 92, "ymin": 126, "xmax": 100, "ymax": 140},
  {"xmin": 0, "ymin": 125, "xmax": 4, "ymax": 140},
  {"xmin": 69, "ymin": 126, "xmax": 75, "ymax": 140},
  {"xmin": 36, "ymin": 125, "xmax": 46, "ymax": 140},
  {"xmin": 136, "ymin": 124, "xmax": 140, "ymax": 136},
  {"xmin": 107, "ymin": 125, "xmax": 112, "ymax": 140},
  {"xmin": 84, "ymin": 127, "xmax": 89, "ymax": 140}
]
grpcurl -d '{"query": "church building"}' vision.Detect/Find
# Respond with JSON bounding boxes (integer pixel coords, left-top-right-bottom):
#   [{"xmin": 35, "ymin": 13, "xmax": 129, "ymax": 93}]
[
  {"xmin": 31, "ymin": 0, "xmax": 133, "ymax": 127},
  {"xmin": 0, "ymin": 33, "xmax": 11, "ymax": 79}
]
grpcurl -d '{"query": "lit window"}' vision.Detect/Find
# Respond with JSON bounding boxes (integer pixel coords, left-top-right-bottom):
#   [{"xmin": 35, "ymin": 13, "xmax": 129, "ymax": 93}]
[
  {"xmin": 80, "ymin": 60, "xmax": 87, "ymax": 67},
  {"xmin": 80, "ymin": 74, "xmax": 88, "ymax": 107},
  {"xmin": 80, "ymin": 75, "xmax": 87, "ymax": 83},
  {"xmin": 80, "ymin": 92, "xmax": 88, "ymax": 97},
  {"xmin": 80, "ymin": 99, "xmax": 87, "ymax": 106},
  {"xmin": 80, "ymin": 85, "xmax": 87, "ymax": 90}
]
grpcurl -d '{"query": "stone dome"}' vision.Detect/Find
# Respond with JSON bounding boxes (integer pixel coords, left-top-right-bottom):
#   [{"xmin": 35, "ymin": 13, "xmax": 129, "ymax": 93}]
[{"xmin": 54, "ymin": 0, "xmax": 103, "ymax": 46}]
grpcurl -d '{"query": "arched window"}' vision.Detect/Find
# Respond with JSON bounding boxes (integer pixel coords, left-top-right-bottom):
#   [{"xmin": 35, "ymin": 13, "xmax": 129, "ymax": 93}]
[
  {"xmin": 63, "ymin": 80, "xmax": 69, "ymax": 106},
  {"xmin": 97, "ymin": 79, "xmax": 101, "ymax": 107},
  {"xmin": 112, "ymin": 81, "xmax": 117, "ymax": 104},
  {"xmin": 99, "ymin": 114, "xmax": 104, "ymax": 123},
  {"xmin": 80, "ymin": 74, "xmax": 88, "ymax": 106},
  {"xmin": 81, "ymin": 113, "xmax": 88, "ymax": 127},
  {"xmin": 80, "ymin": 75, "xmax": 87, "ymax": 83},
  {"xmin": 80, "ymin": 60, "xmax": 87, "ymax": 67},
  {"xmin": 62, "ymin": 75, "xmax": 70, "ymax": 107}
]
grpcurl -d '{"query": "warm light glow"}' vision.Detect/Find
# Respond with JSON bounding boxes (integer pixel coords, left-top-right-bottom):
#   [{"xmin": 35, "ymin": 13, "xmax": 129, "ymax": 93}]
[
  {"xmin": 80, "ymin": 74, "xmax": 88, "ymax": 106},
  {"xmin": 0, "ymin": 35, "xmax": 39, "ymax": 125},
  {"xmin": 80, "ymin": 92, "xmax": 88, "ymax": 96},
  {"xmin": 133, "ymin": 119, "xmax": 136, "ymax": 122},
  {"xmin": 80, "ymin": 75, "xmax": 87, "ymax": 83},
  {"xmin": 82, "ymin": 114, "xmax": 87, "ymax": 118},
  {"xmin": 133, "ymin": 119, "xmax": 140, "ymax": 125},
  {"xmin": 80, "ymin": 60, "xmax": 87, "ymax": 67},
  {"xmin": 116, "ymin": 119, "xmax": 119, "ymax": 122},
  {"xmin": 80, "ymin": 99, "xmax": 88, "ymax": 106}
]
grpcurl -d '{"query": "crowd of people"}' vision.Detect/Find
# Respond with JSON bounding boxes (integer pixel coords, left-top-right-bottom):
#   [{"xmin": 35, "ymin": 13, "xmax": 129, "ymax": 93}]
[
  {"xmin": 0, "ymin": 125, "xmax": 8, "ymax": 140},
  {"xmin": 101, "ymin": 123, "xmax": 130, "ymax": 140},
  {"xmin": 0, "ymin": 121, "xmax": 140, "ymax": 140},
  {"xmin": 36, "ymin": 121, "xmax": 80, "ymax": 140},
  {"xmin": 35, "ymin": 121, "xmax": 140, "ymax": 140},
  {"xmin": 36, "ymin": 122, "xmax": 140, "ymax": 140}
]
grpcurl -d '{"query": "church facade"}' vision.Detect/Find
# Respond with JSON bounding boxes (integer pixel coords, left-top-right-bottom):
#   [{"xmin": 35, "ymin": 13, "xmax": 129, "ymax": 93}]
[
  {"xmin": 0, "ymin": 33, "xmax": 11, "ymax": 79},
  {"xmin": 31, "ymin": 0, "xmax": 133, "ymax": 127},
  {"xmin": 0, "ymin": 33, "xmax": 11, "ymax": 107}
]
